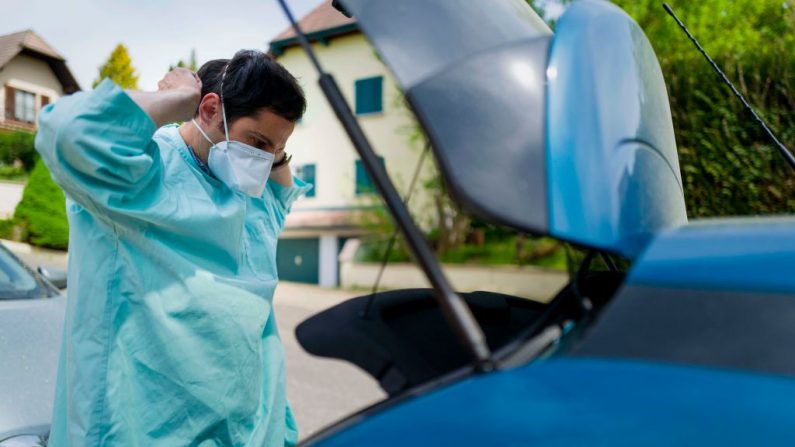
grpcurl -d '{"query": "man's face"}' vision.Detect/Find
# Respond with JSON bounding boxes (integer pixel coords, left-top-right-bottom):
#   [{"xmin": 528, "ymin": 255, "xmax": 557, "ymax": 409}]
[
  {"xmin": 197, "ymin": 93, "xmax": 295, "ymax": 157},
  {"xmin": 226, "ymin": 109, "xmax": 295, "ymax": 159}
]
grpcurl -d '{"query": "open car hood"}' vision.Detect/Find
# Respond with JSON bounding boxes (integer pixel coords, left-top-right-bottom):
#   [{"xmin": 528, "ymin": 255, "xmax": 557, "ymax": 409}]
[{"xmin": 336, "ymin": 0, "xmax": 687, "ymax": 258}]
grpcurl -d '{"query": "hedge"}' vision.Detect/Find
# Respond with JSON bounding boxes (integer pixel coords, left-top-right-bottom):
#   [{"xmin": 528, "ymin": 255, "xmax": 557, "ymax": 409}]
[{"xmin": 9, "ymin": 159, "xmax": 69, "ymax": 250}]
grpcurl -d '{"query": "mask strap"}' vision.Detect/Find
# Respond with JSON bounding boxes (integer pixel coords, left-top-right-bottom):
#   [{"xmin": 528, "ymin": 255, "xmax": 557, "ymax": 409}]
[
  {"xmin": 221, "ymin": 103, "xmax": 230, "ymax": 142},
  {"xmin": 220, "ymin": 63, "xmax": 230, "ymax": 142},
  {"xmin": 191, "ymin": 119, "xmax": 214, "ymax": 145}
]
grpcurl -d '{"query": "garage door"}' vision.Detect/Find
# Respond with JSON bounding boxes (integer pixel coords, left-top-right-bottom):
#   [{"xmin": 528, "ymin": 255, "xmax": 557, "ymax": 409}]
[{"xmin": 277, "ymin": 238, "xmax": 319, "ymax": 284}]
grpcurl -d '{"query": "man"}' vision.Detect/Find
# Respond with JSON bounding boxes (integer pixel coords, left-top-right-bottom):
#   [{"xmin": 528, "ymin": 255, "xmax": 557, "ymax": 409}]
[{"xmin": 36, "ymin": 50, "xmax": 310, "ymax": 446}]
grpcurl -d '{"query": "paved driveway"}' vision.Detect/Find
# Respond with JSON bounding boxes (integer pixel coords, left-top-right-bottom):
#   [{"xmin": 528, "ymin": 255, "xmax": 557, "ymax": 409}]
[
  {"xmin": 0, "ymin": 181, "xmax": 24, "ymax": 219},
  {"xmin": 274, "ymin": 282, "xmax": 386, "ymax": 439}
]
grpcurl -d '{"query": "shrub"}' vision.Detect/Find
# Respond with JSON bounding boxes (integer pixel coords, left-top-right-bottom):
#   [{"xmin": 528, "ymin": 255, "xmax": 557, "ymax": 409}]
[
  {"xmin": 0, "ymin": 130, "xmax": 37, "ymax": 171},
  {"xmin": 12, "ymin": 159, "xmax": 68, "ymax": 250},
  {"xmin": 613, "ymin": 0, "xmax": 795, "ymax": 217},
  {"xmin": 0, "ymin": 165, "xmax": 27, "ymax": 181}
]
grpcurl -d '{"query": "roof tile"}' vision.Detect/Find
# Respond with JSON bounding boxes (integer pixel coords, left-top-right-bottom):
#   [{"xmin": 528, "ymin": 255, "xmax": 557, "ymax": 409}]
[
  {"xmin": 271, "ymin": 0, "xmax": 356, "ymax": 42},
  {"xmin": 0, "ymin": 29, "xmax": 63, "ymax": 69}
]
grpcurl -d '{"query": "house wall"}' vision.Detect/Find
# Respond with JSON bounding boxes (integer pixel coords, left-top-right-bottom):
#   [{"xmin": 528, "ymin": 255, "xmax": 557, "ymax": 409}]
[
  {"xmin": 0, "ymin": 53, "xmax": 64, "ymax": 123},
  {"xmin": 276, "ymin": 33, "xmax": 436, "ymax": 230}
]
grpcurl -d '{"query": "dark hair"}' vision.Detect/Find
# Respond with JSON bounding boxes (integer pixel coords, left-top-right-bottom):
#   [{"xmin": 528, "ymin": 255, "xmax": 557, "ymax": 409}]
[{"xmin": 196, "ymin": 49, "xmax": 306, "ymax": 123}]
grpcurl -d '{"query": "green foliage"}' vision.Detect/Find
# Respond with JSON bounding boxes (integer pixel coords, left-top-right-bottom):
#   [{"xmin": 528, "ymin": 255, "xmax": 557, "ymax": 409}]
[
  {"xmin": 93, "ymin": 43, "xmax": 140, "ymax": 89},
  {"xmin": 169, "ymin": 49, "xmax": 198, "ymax": 72},
  {"xmin": 0, "ymin": 130, "xmax": 37, "ymax": 171},
  {"xmin": 440, "ymin": 236, "xmax": 567, "ymax": 269},
  {"xmin": 357, "ymin": 231, "xmax": 567, "ymax": 269},
  {"xmin": 11, "ymin": 159, "xmax": 68, "ymax": 250},
  {"xmin": 0, "ymin": 218, "xmax": 15, "ymax": 239},
  {"xmin": 528, "ymin": 0, "xmax": 573, "ymax": 26},
  {"xmin": 613, "ymin": 0, "xmax": 795, "ymax": 216},
  {"xmin": 0, "ymin": 165, "xmax": 27, "ymax": 181},
  {"xmin": 355, "ymin": 235, "xmax": 413, "ymax": 264},
  {"xmin": 353, "ymin": 198, "xmax": 416, "ymax": 263}
]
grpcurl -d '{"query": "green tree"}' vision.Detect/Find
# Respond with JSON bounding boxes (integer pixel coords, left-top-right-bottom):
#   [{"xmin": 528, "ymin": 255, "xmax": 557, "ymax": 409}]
[
  {"xmin": 169, "ymin": 48, "xmax": 198, "ymax": 72},
  {"xmin": 612, "ymin": 0, "xmax": 795, "ymax": 217},
  {"xmin": 93, "ymin": 43, "xmax": 140, "ymax": 89}
]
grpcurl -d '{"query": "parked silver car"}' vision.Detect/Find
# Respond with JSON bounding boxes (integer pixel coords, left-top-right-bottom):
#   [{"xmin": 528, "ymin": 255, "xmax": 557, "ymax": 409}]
[{"xmin": 0, "ymin": 243, "xmax": 66, "ymax": 446}]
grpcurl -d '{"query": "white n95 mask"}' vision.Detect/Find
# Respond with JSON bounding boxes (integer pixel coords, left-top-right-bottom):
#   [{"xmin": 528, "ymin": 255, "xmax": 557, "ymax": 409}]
[{"xmin": 192, "ymin": 104, "xmax": 274, "ymax": 197}]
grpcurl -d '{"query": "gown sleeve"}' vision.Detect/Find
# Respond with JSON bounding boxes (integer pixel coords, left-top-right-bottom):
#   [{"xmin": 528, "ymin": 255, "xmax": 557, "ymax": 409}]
[
  {"xmin": 34, "ymin": 79, "xmax": 161, "ymax": 217},
  {"xmin": 267, "ymin": 175, "xmax": 312, "ymax": 231}
]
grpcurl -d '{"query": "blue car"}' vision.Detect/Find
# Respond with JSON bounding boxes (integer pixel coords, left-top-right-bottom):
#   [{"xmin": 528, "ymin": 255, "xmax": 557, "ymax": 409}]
[{"xmin": 284, "ymin": 0, "xmax": 795, "ymax": 445}]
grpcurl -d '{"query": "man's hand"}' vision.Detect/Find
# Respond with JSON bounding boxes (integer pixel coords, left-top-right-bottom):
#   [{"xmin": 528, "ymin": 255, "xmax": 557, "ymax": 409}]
[
  {"xmin": 125, "ymin": 68, "xmax": 202, "ymax": 128},
  {"xmin": 157, "ymin": 68, "xmax": 201, "ymax": 93},
  {"xmin": 156, "ymin": 68, "xmax": 202, "ymax": 123},
  {"xmin": 269, "ymin": 149, "xmax": 294, "ymax": 187}
]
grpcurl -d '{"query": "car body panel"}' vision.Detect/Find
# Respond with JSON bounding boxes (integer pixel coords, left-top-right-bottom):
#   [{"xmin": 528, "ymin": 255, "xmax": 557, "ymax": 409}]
[
  {"xmin": 309, "ymin": 358, "xmax": 795, "ymax": 446},
  {"xmin": 572, "ymin": 217, "xmax": 795, "ymax": 376},
  {"xmin": 0, "ymin": 295, "xmax": 65, "ymax": 439},
  {"xmin": 0, "ymin": 244, "xmax": 65, "ymax": 440},
  {"xmin": 338, "ymin": 0, "xmax": 551, "ymax": 89},
  {"xmin": 546, "ymin": 0, "xmax": 687, "ymax": 257},
  {"xmin": 338, "ymin": 0, "xmax": 687, "ymax": 258},
  {"xmin": 296, "ymin": 1, "xmax": 793, "ymax": 445},
  {"xmin": 407, "ymin": 38, "xmax": 551, "ymax": 235},
  {"xmin": 626, "ymin": 217, "xmax": 795, "ymax": 293},
  {"xmin": 340, "ymin": 0, "xmax": 553, "ymax": 236}
]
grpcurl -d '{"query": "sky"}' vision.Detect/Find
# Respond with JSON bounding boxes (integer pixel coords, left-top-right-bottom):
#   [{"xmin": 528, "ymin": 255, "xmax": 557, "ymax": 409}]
[
  {"xmin": 1, "ymin": 0, "xmax": 326, "ymax": 90},
  {"xmin": 2, "ymin": 0, "xmax": 565, "ymax": 92}
]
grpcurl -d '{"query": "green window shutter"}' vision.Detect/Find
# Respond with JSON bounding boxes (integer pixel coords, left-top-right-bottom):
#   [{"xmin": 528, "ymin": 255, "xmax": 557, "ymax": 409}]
[
  {"xmin": 355, "ymin": 156, "xmax": 385, "ymax": 195},
  {"xmin": 355, "ymin": 76, "xmax": 383, "ymax": 115},
  {"xmin": 298, "ymin": 164, "xmax": 316, "ymax": 197}
]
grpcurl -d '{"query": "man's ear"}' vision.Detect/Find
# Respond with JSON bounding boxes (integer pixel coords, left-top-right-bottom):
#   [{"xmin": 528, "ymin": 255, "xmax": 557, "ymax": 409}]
[{"xmin": 197, "ymin": 93, "xmax": 221, "ymax": 124}]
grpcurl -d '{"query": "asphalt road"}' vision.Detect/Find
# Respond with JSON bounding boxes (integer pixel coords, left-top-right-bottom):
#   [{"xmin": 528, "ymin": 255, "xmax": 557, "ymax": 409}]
[
  {"xmin": 273, "ymin": 282, "xmax": 386, "ymax": 439},
  {"xmin": 0, "ymin": 181, "xmax": 23, "ymax": 220},
  {"xmin": 4, "ymin": 242, "xmax": 386, "ymax": 441}
]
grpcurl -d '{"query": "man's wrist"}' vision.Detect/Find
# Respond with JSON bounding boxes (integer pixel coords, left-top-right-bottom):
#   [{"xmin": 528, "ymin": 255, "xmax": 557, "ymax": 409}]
[{"xmin": 126, "ymin": 88, "xmax": 201, "ymax": 128}]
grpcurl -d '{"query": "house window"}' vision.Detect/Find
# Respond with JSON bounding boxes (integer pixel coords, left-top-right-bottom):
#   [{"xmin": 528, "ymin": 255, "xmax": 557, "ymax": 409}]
[
  {"xmin": 296, "ymin": 163, "xmax": 316, "ymax": 198},
  {"xmin": 354, "ymin": 76, "xmax": 383, "ymax": 115},
  {"xmin": 355, "ymin": 156, "xmax": 385, "ymax": 195},
  {"xmin": 14, "ymin": 89, "xmax": 35, "ymax": 123}
]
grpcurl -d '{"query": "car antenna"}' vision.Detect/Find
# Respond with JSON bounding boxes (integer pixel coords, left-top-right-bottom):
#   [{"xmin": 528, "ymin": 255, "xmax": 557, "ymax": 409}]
[
  {"xmin": 663, "ymin": 3, "xmax": 795, "ymax": 171},
  {"xmin": 274, "ymin": 0, "xmax": 495, "ymax": 372}
]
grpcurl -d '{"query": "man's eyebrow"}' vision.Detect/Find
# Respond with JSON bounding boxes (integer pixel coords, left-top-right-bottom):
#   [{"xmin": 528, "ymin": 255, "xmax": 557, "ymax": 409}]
[
  {"xmin": 250, "ymin": 131, "xmax": 287, "ymax": 151},
  {"xmin": 249, "ymin": 131, "xmax": 273, "ymax": 147}
]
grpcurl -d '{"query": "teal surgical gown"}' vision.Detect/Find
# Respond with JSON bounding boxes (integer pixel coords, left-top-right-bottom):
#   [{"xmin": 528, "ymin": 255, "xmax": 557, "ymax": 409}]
[{"xmin": 35, "ymin": 79, "xmax": 311, "ymax": 446}]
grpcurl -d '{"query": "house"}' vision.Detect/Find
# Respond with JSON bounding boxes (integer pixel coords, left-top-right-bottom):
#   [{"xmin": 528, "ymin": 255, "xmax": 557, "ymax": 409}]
[
  {"xmin": 269, "ymin": 0, "xmax": 434, "ymax": 287},
  {"xmin": 0, "ymin": 29, "xmax": 80, "ymax": 132}
]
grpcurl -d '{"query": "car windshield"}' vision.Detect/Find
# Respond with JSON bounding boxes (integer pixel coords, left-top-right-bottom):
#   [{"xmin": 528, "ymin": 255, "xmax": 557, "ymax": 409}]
[{"xmin": 0, "ymin": 247, "xmax": 47, "ymax": 299}]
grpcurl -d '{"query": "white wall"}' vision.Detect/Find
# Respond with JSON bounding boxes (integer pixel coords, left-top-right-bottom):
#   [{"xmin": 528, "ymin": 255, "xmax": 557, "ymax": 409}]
[
  {"xmin": 317, "ymin": 235, "xmax": 339, "ymax": 288},
  {"xmin": 0, "ymin": 54, "xmax": 64, "ymax": 122},
  {"xmin": 277, "ymin": 33, "xmax": 437, "ymax": 230}
]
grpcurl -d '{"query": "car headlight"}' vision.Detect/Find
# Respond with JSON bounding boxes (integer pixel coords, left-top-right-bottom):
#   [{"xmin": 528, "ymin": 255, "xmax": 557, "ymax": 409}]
[{"xmin": 0, "ymin": 435, "xmax": 46, "ymax": 447}]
